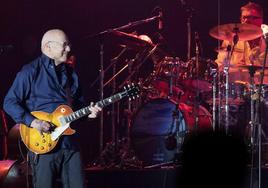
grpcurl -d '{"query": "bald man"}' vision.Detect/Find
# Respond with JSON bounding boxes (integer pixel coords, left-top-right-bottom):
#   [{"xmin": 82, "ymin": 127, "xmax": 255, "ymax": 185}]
[{"xmin": 3, "ymin": 29, "xmax": 101, "ymax": 188}]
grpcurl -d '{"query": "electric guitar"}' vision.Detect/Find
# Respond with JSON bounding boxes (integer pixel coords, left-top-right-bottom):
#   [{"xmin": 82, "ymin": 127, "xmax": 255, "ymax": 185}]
[{"xmin": 19, "ymin": 84, "xmax": 139, "ymax": 154}]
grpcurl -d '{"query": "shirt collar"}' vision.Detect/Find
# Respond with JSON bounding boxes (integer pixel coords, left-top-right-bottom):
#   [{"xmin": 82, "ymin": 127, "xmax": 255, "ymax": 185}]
[{"xmin": 41, "ymin": 53, "xmax": 55, "ymax": 69}]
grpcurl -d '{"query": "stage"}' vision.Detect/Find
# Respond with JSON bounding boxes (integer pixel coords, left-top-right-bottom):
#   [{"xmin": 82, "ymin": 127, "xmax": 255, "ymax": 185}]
[{"xmin": 2, "ymin": 160, "xmax": 268, "ymax": 188}]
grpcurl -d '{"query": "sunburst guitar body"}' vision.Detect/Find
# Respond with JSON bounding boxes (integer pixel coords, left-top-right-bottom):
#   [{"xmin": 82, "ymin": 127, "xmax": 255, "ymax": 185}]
[
  {"xmin": 19, "ymin": 84, "xmax": 139, "ymax": 154},
  {"xmin": 20, "ymin": 105, "xmax": 75, "ymax": 154}
]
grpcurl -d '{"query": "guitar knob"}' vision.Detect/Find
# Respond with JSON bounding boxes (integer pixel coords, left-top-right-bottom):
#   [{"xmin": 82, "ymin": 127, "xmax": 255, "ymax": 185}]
[
  {"xmin": 42, "ymin": 139, "xmax": 46, "ymax": 143},
  {"xmin": 40, "ymin": 146, "xmax": 44, "ymax": 150},
  {"xmin": 48, "ymin": 143, "xmax": 52, "ymax": 147},
  {"xmin": 35, "ymin": 143, "xmax": 39, "ymax": 146}
]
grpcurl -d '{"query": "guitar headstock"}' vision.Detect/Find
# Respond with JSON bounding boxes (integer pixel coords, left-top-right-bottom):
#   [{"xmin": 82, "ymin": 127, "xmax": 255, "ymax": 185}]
[{"xmin": 123, "ymin": 83, "xmax": 140, "ymax": 100}]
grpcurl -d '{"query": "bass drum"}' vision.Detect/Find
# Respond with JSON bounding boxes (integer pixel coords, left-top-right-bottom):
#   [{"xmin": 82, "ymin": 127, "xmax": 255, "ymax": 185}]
[{"xmin": 131, "ymin": 98, "xmax": 212, "ymax": 166}]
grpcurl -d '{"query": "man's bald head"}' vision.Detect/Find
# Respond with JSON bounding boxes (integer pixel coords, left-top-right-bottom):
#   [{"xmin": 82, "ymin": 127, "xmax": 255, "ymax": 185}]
[
  {"xmin": 41, "ymin": 29, "xmax": 68, "ymax": 52},
  {"xmin": 41, "ymin": 29, "xmax": 71, "ymax": 65}
]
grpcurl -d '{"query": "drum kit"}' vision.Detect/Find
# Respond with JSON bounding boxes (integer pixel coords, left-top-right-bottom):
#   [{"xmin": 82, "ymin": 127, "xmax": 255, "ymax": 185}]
[
  {"xmin": 91, "ymin": 15, "xmax": 268, "ymax": 167},
  {"xmin": 114, "ymin": 22, "xmax": 268, "ymax": 167}
]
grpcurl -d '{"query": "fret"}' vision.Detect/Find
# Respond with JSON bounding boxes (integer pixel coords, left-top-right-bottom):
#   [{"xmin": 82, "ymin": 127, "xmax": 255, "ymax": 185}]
[
  {"xmin": 64, "ymin": 116, "xmax": 69, "ymax": 123},
  {"xmin": 62, "ymin": 85, "xmax": 138, "ymax": 124},
  {"xmin": 74, "ymin": 111, "xmax": 79, "ymax": 118},
  {"xmin": 96, "ymin": 101, "xmax": 104, "ymax": 108}
]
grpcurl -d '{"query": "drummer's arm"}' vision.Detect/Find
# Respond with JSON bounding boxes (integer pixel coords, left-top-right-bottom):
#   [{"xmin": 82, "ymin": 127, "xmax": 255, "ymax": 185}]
[{"xmin": 215, "ymin": 40, "xmax": 230, "ymax": 71}]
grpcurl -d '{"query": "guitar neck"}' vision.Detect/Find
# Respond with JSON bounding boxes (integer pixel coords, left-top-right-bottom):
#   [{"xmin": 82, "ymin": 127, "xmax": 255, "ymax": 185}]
[{"xmin": 63, "ymin": 91, "xmax": 128, "ymax": 124}]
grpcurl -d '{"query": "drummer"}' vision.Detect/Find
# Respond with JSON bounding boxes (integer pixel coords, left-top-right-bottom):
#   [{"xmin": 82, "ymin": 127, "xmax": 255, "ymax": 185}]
[{"xmin": 215, "ymin": 2, "xmax": 267, "ymax": 84}]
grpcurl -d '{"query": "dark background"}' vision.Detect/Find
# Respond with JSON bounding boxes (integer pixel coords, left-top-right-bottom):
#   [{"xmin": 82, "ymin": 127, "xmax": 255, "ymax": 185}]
[{"xmin": 0, "ymin": 0, "xmax": 267, "ymax": 164}]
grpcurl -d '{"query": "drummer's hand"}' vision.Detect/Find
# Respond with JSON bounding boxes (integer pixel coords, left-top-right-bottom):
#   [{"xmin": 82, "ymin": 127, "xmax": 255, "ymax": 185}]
[
  {"xmin": 88, "ymin": 102, "xmax": 102, "ymax": 119},
  {"xmin": 30, "ymin": 119, "xmax": 52, "ymax": 134}
]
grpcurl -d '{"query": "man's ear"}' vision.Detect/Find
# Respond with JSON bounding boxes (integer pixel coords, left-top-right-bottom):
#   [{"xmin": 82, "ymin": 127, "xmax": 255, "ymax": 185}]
[
  {"xmin": 45, "ymin": 42, "xmax": 51, "ymax": 50},
  {"xmin": 42, "ymin": 43, "xmax": 52, "ymax": 57}
]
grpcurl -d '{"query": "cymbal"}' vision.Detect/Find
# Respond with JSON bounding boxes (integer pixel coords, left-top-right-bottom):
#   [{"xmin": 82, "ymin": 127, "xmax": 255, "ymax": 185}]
[
  {"xmin": 110, "ymin": 30, "xmax": 153, "ymax": 49},
  {"xmin": 209, "ymin": 23, "xmax": 263, "ymax": 41}
]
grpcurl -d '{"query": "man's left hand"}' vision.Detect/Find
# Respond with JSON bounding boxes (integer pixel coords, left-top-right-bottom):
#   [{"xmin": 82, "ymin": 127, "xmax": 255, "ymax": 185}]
[{"xmin": 88, "ymin": 102, "xmax": 102, "ymax": 118}]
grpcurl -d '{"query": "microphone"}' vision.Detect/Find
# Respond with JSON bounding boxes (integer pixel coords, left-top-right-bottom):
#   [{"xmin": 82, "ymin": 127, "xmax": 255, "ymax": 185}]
[
  {"xmin": 158, "ymin": 10, "xmax": 163, "ymax": 30},
  {"xmin": 194, "ymin": 31, "xmax": 203, "ymax": 55},
  {"xmin": 0, "ymin": 45, "xmax": 14, "ymax": 54},
  {"xmin": 152, "ymin": 6, "xmax": 163, "ymax": 30}
]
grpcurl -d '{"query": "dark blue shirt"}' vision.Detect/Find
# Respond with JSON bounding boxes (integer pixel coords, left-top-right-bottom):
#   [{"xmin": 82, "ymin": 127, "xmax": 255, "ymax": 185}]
[{"xmin": 3, "ymin": 54, "xmax": 84, "ymax": 150}]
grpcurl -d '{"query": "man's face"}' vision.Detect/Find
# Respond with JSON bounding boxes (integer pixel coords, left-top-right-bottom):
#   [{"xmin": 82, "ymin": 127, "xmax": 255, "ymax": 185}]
[
  {"xmin": 241, "ymin": 9, "xmax": 263, "ymax": 27},
  {"xmin": 47, "ymin": 34, "xmax": 71, "ymax": 64}
]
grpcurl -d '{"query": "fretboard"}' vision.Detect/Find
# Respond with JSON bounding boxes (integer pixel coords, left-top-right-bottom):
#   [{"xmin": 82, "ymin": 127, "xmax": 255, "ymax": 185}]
[{"xmin": 63, "ymin": 91, "xmax": 127, "ymax": 124}]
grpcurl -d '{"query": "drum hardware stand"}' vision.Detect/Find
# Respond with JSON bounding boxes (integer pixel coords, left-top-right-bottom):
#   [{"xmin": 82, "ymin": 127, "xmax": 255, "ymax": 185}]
[
  {"xmin": 248, "ymin": 65, "xmax": 258, "ymax": 188},
  {"xmin": 168, "ymin": 63, "xmax": 174, "ymax": 97},
  {"xmin": 126, "ymin": 59, "xmax": 135, "ymax": 142},
  {"xmin": 193, "ymin": 31, "xmax": 200, "ymax": 130},
  {"xmin": 217, "ymin": 68, "xmax": 222, "ymax": 128},
  {"xmin": 250, "ymin": 36, "xmax": 268, "ymax": 188},
  {"xmin": 247, "ymin": 66, "xmax": 257, "ymax": 147},
  {"xmin": 99, "ymin": 37, "xmax": 105, "ymax": 153},
  {"xmin": 223, "ymin": 65, "xmax": 230, "ymax": 135},
  {"xmin": 118, "ymin": 44, "xmax": 159, "ymax": 89},
  {"xmin": 167, "ymin": 59, "xmax": 180, "ymax": 98},
  {"xmin": 211, "ymin": 68, "xmax": 218, "ymax": 130},
  {"xmin": 103, "ymin": 48, "xmax": 128, "ymax": 144},
  {"xmin": 86, "ymin": 13, "xmax": 162, "ymax": 154},
  {"xmin": 223, "ymin": 28, "xmax": 239, "ymax": 135},
  {"xmin": 104, "ymin": 47, "xmax": 153, "ymax": 165}
]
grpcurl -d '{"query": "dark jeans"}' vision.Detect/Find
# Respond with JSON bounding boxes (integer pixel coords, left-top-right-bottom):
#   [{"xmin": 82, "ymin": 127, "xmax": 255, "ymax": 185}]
[{"xmin": 29, "ymin": 149, "xmax": 85, "ymax": 188}]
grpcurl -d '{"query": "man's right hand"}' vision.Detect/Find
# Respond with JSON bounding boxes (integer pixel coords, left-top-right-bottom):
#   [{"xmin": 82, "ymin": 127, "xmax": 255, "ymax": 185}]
[{"xmin": 30, "ymin": 119, "xmax": 51, "ymax": 134}]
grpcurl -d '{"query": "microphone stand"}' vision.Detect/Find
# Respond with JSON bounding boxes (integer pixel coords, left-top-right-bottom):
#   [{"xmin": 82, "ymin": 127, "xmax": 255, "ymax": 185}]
[
  {"xmin": 85, "ymin": 14, "xmax": 161, "ymax": 154},
  {"xmin": 186, "ymin": 13, "xmax": 192, "ymax": 61},
  {"xmin": 211, "ymin": 68, "xmax": 218, "ymax": 130},
  {"xmin": 194, "ymin": 33, "xmax": 200, "ymax": 129},
  {"xmin": 177, "ymin": 0, "xmax": 195, "ymax": 61},
  {"xmin": 86, "ymin": 14, "xmax": 162, "ymax": 41},
  {"xmin": 223, "ymin": 29, "xmax": 239, "ymax": 135},
  {"xmin": 184, "ymin": 4, "xmax": 194, "ymax": 61},
  {"xmin": 254, "ymin": 36, "xmax": 268, "ymax": 188},
  {"xmin": 99, "ymin": 37, "xmax": 104, "ymax": 153},
  {"xmin": 109, "ymin": 47, "xmax": 128, "ymax": 146},
  {"xmin": 118, "ymin": 44, "xmax": 159, "ymax": 89}
]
